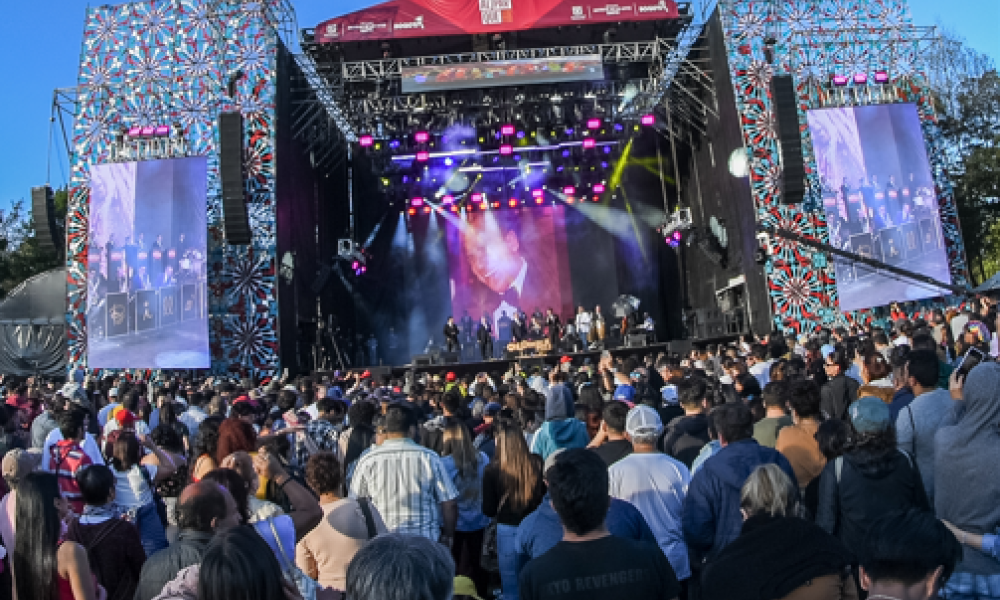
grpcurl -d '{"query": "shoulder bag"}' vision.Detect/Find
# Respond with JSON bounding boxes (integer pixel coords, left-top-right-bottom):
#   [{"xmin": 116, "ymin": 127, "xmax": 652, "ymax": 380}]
[
  {"xmin": 258, "ymin": 516, "xmax": 320, "ymax": 600},
  {"xmin": 358, "ymin": 497, "xmax": 378, "ymax": 540}
]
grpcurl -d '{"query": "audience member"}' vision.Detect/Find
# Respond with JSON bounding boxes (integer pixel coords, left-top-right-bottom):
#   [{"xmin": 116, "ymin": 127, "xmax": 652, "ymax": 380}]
[
  {"xmin": 752, "ymin": 381, "xmax": 792, "ymax": 448},
  {"xmin": 588, "ymin": 401, "xmax": 632, "ymax": 466},
  {"xmin": 896, "ymin": 349, "xmax": 953, "ymax": 503},
  {"xmin": 659, "ymin": 378, "xmax": 711, "ymax": 468},
  {"xmin": 775, "ymin": 379, "xmax": 827, "ymax": 493},
  {"xmin": 345, "ymin": 534, "xmax": 456, "ymax": 600}
]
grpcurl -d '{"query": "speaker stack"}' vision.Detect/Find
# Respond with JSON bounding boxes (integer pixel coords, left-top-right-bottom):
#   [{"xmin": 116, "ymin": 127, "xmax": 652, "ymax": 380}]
[
  {"xmin": 218, "ymin": 112, "xmax": 251, "ymax": 245},
  {"xmin": 31, "ymin": 185, "xmax": 63, "ymax": 254},
  {"xmin": 770, "ymin": 75, "xmax": 806, "ymax": 205}
]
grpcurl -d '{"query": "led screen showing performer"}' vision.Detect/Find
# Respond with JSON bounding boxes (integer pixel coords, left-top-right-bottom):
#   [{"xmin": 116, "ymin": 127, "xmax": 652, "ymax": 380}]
[
  {"xmin": 806, "ymin": 103, "xmax": 952, "ymax": 312},
  {"xmin": 87, "ymin": 156, "xmax": 209, "ymax": 368},
  {"xmin": 446, "ymin": 205, "xmax": 573, "ymax": 335}
]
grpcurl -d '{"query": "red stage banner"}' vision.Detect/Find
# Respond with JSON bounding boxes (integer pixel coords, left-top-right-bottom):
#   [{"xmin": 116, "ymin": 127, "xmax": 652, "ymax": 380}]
[{"xmin": 315, "ymin": 0, "xmax": 679, "ymax": 43}]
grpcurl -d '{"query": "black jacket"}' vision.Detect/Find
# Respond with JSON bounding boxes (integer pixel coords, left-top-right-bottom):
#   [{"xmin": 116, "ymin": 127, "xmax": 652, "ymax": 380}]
[
  {"xmin": 134, "ymin": 529, "xmax": 214, "ymax": 600},
  {"xmin": 820, "ymin": 375, "xmax": 860, "ymax": 421},
  {"xmin": 660, "ymin": 413, "xmax": 710, "ymax": 468},
  {"xmin": 815, "ymin": 448, "xmax": 930, "ymax": 559}
]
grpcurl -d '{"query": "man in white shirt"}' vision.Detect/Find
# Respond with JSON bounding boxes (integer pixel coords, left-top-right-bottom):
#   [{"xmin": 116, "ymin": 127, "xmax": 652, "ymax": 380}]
[
  {"xmin": 608, "ymin": 405, "xmax": 691, "ymax": 582},
  {"xmin": 41, "ymin": 415, "xmax": 105, "ymax": 468},
  {"xmin": 747, "ymin": 345, "xmax": 771, "ymax": 389},
  {"xmin": 574, "ymin": 306, "xmax": 592, "ymax": 343},
  {"xmin": 97, "ymin": 388, "xmax": 120, "ymax": 428}
]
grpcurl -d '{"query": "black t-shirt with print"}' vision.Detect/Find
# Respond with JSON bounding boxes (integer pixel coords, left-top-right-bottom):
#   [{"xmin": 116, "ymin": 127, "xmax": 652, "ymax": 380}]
[{"xmin": 519, "ymin": 535, "xmax": 680, "ymax": 600}]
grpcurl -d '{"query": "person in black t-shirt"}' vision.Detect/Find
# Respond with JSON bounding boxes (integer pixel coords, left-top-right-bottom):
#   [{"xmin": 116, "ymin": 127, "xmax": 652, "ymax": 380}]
[
  {"xmin": 590, "ymin": 401, "xmax": 633, "ymax": 467},
  {"xmin": 518, "ymin": 449, "xmax": 680, "ymax": 600}
]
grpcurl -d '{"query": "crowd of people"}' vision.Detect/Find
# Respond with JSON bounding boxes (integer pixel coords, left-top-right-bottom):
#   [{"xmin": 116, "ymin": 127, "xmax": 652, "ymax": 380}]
[{"xmin": 0, "ymin": 297, "xmax": 995, "ymax": 600}]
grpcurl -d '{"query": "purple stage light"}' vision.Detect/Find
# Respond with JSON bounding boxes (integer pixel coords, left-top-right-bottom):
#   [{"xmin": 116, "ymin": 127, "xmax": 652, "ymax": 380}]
[
  {"xmin": 593, "ymin": 183, "xmax": 606, "ymax": 193},
  {"xmin": 586, "ymin": 118, "xmax": 601, "ymax": 129},
  {"xmin": 556, "ymin": 166, "xmax": 564, "ymax": 172},
  {"xmin": 501, "ymin": 124, "xmax": 515, "ymax": 136},
  {"xmin": 831, "ymin": 74, "xmax": 849, "ymax": 87},
  {"xmin": 500, "ymin": 144, "xmax": 513, "ymax": 155},
  {"xmin": 641, "ymin": 114, "xmax": 655, "ymax": 126},
  {"xmin": 415, "ymin": 131, "xmax": 429, "ymax": 143},
  {"xmin": 582, "ymin": 138, "xmax": 596, "ymax": 149},
  {"xmin": 390, "ymin": 140, "xmax": 400, "ymax": 149},
  {"xmin": 614, "ymin": 123, "xmax": 624, "ymax": 132},
  {"xmin": 140, "ymin": 126, "xmax": 156, "ymax": 138},
  {"xmin": 874, "ymin": 70, "xmax": 889, "ymax": 83},
  {"xmin": 410, "ymin": 197, "xmax": 424, "ymax": 206},
  {"xmin": 154, "ymin": 125, "xmax": 170, "ymax": 137},
  {"xmin": 603, "ymin": 146, "xmax": 612, "ymax": 154},
  {"xmin": 565, "ymin": 127, "xmax": 574, "ymax": 135},
  {"xmin": 514, "ymin": 154, "xmax": 522, "ymax": 161},
  {"xmin": 853, "ymin": 73, "xmax": 868, "ymax": 84},
  {"xmin": 359, "ymin": 135, "xmax": 374, "ymax": 147},
  {"xmin": 563, "ymin": 186, "xmax": 575, "ymax": 195},
  {"xmin": 531, "ymin": 189, "xmax": 544, "ymax": 199},
  {"xmin": 416, "ymin": 151, "xmax": 429, "ymax": 162},
  {"xmin": 517, "ymin": 131, "xmax": 525, "ymax": 139},
  {"xmin": 600, "ymin": 161, "xmax": 608, "ymax": 169},
  {"xmin": 561, "ymin": 150, "xmax": 571, "ymax": 158},
  {"xmin": 127, "ymin": 126, "xmax": 142, "ymax": 137}
]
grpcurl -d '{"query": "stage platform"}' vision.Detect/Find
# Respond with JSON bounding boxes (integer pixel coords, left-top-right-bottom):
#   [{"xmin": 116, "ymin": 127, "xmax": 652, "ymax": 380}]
[{"xmin": 315, "ymin": 340, "xmax": 698, "ymax": 381}]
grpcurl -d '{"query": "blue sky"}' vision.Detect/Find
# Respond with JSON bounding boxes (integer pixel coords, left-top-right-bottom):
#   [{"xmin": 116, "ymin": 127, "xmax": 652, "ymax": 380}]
[{"xmin": 0, "ymin": 0, "xmax": 997, "ymax": 212}]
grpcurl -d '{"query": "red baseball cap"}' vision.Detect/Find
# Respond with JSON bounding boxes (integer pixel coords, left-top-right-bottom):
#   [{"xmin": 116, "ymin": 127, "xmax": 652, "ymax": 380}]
[
  {"xmin": 560, "ymin": 356, "xmax": 572, "ymax": 364},
  {"xmin": 446, "ymin": 372, "xmax": 457, "ymax": 382}
]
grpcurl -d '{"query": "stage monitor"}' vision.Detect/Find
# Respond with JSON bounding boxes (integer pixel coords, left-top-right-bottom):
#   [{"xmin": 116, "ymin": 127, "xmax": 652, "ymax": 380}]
[
  {"xmin": 401, "ymin": 55, "xmax": 604, "ymax": 93},
  {"xmin": 806, "ymin": 103, "xmax": 952, "ymax": 312},
  {"xmin": 87, "ymin": 157, "xmax": 210, "ymax": 369}
]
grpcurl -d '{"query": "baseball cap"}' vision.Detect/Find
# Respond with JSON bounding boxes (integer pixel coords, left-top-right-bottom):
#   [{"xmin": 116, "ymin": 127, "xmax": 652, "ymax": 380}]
[
  {"xmin": 559, "ymin": 355, "xmax": 572, "ymax": 364},
  {"xmin": 849, "ymin": 397, "xmax": 891, "ymax": 435},
  {"xmin": 626, "ymin": 405, "xmax": 663, "ymax": 438},
  {"xmin": 1, "ymin": 449, "xmax": 41, "ymax": 484},
  {"xmin": 446, "ymin": 372, "xmax": 457, "ymax": 382},
  {"xmin": 453, "ymin": 576, "xmax": 483, "ymax": 600},
  {"xmin": 965, "ymin": 321, "xmax": 991, "ymax": 345},
  {"xmin": 114, "ymin": 408, "xmax": 136, "ymax": 429}
]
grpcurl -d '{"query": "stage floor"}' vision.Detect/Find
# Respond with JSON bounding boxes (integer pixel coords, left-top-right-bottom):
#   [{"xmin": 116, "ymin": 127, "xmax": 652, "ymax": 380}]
[{"xmin": 88, "ymin": 318, "xmax": 210, "ymax": 369}]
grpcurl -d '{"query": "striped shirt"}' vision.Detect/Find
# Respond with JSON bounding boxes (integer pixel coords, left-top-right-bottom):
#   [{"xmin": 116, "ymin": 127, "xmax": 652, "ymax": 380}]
[
  {"xmin": 349, "ymin": 437, "xmax": 459, "ymax": 540},
  {"xmin": 48, "ymin": 440, "xmax": 93, "ymax": 514}
]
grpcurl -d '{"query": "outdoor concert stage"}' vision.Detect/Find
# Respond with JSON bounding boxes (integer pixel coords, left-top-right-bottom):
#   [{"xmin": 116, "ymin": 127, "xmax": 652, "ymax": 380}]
[{"xmin": 59, "ymin": 0, "xmax": 969, "ymax": 379}]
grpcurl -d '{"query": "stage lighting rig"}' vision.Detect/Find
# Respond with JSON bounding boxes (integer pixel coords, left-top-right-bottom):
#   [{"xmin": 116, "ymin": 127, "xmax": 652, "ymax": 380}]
[
  {"xmin": 658, "ymin": 207, "xmax": 693, "ymax": 242},
  {"xmin": 337, "ymin": 239, "xmax": 368, "ymax": 275}
]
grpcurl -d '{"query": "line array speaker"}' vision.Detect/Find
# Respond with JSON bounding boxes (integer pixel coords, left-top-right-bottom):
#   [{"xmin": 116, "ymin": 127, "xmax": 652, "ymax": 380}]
[
  {"xmin": 770, "ymin": 75, "xmax": 806, "ymax": 205},
  {"xmin": 218, "ymin": 112, "xmax": 251, "ymax": 245},
  {"xmin": 30, "ymin": 185, "xmax": 62, "ymax": 254}
]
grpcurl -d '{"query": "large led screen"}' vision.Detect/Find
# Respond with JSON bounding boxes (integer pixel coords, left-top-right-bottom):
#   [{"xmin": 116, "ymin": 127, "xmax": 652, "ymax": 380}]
[
  {"xmin": 806, "ymin": 103, "xmax": 951, "ymax": 312},
  {"xmin": 401, "ymin": 55, "xmax": 604, "ymax": 93},
  {"xmin": 87, "ymin": 157, "xmax": 209, "ymax": 368}
]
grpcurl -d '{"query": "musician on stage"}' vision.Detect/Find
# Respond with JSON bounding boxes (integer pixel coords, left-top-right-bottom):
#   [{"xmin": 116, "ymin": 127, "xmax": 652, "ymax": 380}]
[
  {"xmin": 545, "ymin": 308, "xmax": 561, "ymax": 350},
  {"xmin": 443, "ymin": 316, "xmax": 460, "ymax": 353},
  {"xmin": 590, "ymin": 304, "xmax": 606, "ymax": 344},
  {"xmin": 460, "ymin": 310, "xmax": 474, "ymax": 345},
  {"xmin": 497, "ymin": 311, "xmax": 513, "ymax": 349},
  {"xmin": 575, "ymin": 306, "xmax": 592, "ymax": 342},
  {"xmin": 528, "ymin": 315, "xmax": 544, "ymax": 340},
  {"xmin": 511, "ymin": 311, "xmax": 527, "ymax": 342},
  {"xmin": 476, "ymin": 315, "xmax": 494, "ymax": 360}
]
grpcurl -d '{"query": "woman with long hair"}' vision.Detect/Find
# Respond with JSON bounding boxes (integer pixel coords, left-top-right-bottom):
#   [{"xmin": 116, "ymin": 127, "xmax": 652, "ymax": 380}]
[
  {"xmin": 815, "ymin": 397, "xmax": 930, "ymax": 559},
  {"xmin": 110, "ymin": 432, "xmax": 175, "ymax": 556},
  {"xmin": 702, "ymin": 465, "xmax": 857, "ymax": 600},
  {"xmin": 856, "ymin": 352, "xmax": 894, "ymax": 404},
  {"xmin": 13, "ymin": 472, "xmax": 104, "ymax": 600},
  {"xmin": 440, "ymin": 422, "xmax": 490, "ymax": 597},
  {"xmin": 190, "ymin": 415, "xmax": 223, "ymax": 483},
  {"xmin": 215, "ymin": 418, "xmax": 257, "ymax": 466},
  {"xmin": 482, "ymin": 422, "xmax": 545, "ymax": 600}
]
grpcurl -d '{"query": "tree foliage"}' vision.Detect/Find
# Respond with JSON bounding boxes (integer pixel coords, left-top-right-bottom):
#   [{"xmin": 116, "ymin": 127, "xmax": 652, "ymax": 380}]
[
  {"xmin": 932, "ymin": 30, "xmax": 1000, "ymax": 285},
  {"xmin": 0, "ymin": 189, "xmax": 66, "ymax": 299}
]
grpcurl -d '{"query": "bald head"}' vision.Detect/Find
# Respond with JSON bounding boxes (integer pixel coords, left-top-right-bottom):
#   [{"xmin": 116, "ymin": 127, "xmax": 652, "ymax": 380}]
[{"xmin": 177, "ymin": 481, "xmax": 239, "ymax": 532}]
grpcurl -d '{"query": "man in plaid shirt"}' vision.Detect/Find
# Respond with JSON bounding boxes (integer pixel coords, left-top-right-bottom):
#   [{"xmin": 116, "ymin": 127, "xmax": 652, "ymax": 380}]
[
  {"xmin": 47, "ymin": 409, "xmax": 93, "ymax": 514},
  {"xmin": 293, "ymin": 397, "xmax": 346, "ymax": 467},
  {"xmin": 350, "ymin": 404, "xmax": 459, "ymax": 545}
]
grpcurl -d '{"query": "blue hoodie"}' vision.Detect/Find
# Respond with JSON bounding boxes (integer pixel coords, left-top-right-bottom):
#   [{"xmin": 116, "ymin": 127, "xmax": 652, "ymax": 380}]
[
  {"xmin": 529, "ymin": 384, "xmax": 589, "ymax": 460},
  {"xmin": 681, "ymin": 438, "xmax": 797, "ymax": 561}
]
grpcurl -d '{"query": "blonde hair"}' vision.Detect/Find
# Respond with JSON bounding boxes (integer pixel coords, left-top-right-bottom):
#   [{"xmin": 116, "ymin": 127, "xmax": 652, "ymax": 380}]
[
  {"xmin": 442, "ymin": 423, "xmax": 480, "ymax": 502},
  {"xmin": 740, "ymin": 464, "xmax": 797, "ymax": 518}
]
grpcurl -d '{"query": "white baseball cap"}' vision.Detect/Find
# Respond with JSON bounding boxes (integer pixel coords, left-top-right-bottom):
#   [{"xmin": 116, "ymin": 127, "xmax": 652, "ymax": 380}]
[{"xmin": 625, "ymin": 405, "xmax": 663, "ymax": 438}]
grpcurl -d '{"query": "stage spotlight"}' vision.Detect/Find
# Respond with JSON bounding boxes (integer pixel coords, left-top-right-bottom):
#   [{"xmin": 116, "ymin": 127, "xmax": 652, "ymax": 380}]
[
  {"xmin": 444, "ymin": 157, "xmax": 454, "ymax": 166},
  {"xmin": 563, "ymin": 186, "xmax": 575, "ymax": 195},
  {"xmin": 501, "ymin": 124, "xmax": 515, "ymax": 136},
  {"xmin": 531, "ymin": 189, "xmax": 544, "ymax": 199},
  {"xmin": 471, "ymin": 192, "xmax": 483, "ymax": 203},
  {"xmin": 853, "ymin": 73, "xmax": 868, "ymax": 85},
  {"xmin": 728, "ymin": 149, "xmax": 749, "ymax": 178},
  {"xmin": 423, "ymin": 206, "xmax": 432, "ymax": 213},
  {"xmin": 500, "ymin": 144, "xmax": 513, "ymax": 155},
  {"xmin": 491, "ymin": 201, "xmax": 500, "ymax": 208},
  {"xmin": 873, "ymin": 70, "xmax": 889, "ymax": 84},
  {"xmin": 587, "ymin": 118, "xmax": 601, "ymax": 129},
  {"xmin": 535, "ymin": 196, "xmax": 544, "ymax": 205},
  {"xmin": 390, "ymin": 139, "xmax": 400, "ymax": 149},
  {"xmin": 359, "ymin": 135, "xmax": 374, "ymax": 147},
  {"xmin": 408, "ymin": 208, "xmax": 416, "ymax": 215},
  {"xmin": 450, "ymin": 205, "xmax": 458, "ymax": 212},
  {"xmin": 582, "ymin": 138, "xmax": 596, "ymax": 149},
  {"xmin": 641, "ymin": 114, "xmax": 655, "ymax": 126},
  {"xmin": 410, "ymin": 197, "xmax": 424, "ymax": 206},
  {"xmin": 593, "ymin": 183, "xmax": 606, "ymax": 193},
  {"xmin": 416, "ymin": 151, "xmax": 429, "ymax": 162},
  {"xmin": 508, "ymin": 198, "xmax": 518, "ymax": 207},
  {"xmin": 442, "ymin": 195, "xmax": 454, "ymax": 204},
  {"xmin": 415, "ymin": 131, "xmax": 429, "ymax": 143},
  {"xmin": 351, "ymin": 260, "xmax": 359, "ymax": 270},
  {"xmin": 831, "ymin": 74, "xmax": 849, "ymax": 87}
]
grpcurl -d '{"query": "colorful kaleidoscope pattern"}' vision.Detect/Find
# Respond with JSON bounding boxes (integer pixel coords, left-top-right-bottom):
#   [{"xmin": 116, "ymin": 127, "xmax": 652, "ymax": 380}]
[
  {"xmin": 721, "ymin": 0, "xmax": 968, "ymax": 332},
  {"xmin": 67, "ymin": 0, "xmax": 282, "ymax": 378}
]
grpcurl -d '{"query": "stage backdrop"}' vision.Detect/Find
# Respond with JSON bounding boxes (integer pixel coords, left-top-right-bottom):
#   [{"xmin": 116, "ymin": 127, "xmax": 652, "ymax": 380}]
[{"xmin": 67, "ymin": 0, "xmax": 281, "ymax": 377}]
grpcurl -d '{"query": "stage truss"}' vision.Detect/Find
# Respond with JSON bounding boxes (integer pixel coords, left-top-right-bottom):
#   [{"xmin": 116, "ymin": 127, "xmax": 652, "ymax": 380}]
[{"xmin": 719, "ymin": 0, "xmax": 969, "ymax": 332}]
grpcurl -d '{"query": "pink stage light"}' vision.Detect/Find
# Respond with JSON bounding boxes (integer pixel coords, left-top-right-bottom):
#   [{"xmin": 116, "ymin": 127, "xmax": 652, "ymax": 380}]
[
  {"xmin": 499, "ymin": 144, "xmax": 513, "ymax": 155},
  {"xmin": 140, "ymin": 126, "xmax": 156, "ymax": 138},
  {"xmin": 416, "ymin": 151, "xmax": 429, "ymax": 161},
  {"xmin": 442, "ymin": 195, "xmax": 454, "ymax": 204},
  {"xmin": 414, "ymin": 131, "xmax": 429, "ymax": 143},
  {"xmin": 831, "ymin": 75, "xmax": 849, "ymax": 87},
  {"xmin": 582, "ymin": 138, "xmax": 596, "ymax": 149},
  {"xmin": 641, "ymin": 114, "xmax": 655, "ymax": 126},
  {"xmin": 563, "ymin": 186, "xmax": 575, "ymax": 196},
  {"xmin": 501, "ymin": 124, "xmax": 515, "ymax": 136},
  {"xmin": 593, "ymin": 183, "xmax": 606, "ymax": 193},
  {"xmin": 586, "ymin": 118, "xmax": 601, "ymax": 129},
  {"xmin": 853, "ymin": 73, "xmax": 868, "ymax": 84},
  {"xmin": 127, "ymin": 126, "xmax": 142, "ymax": 137},
  {"xmin": 351, "ymin": 261, "xmax": 359, "ymax": 270},
  {"xmin": 154, "ymin": 125, "xmax": 171, "ymax": 137},
  {"xmin": 673, "ymin": 231, "xmax": 682, "ymax": 241},
  {"xmin": 531, "ymin": 189, "xmax": 544, "ymax": 199},
  {"xmin": 359, "ymin": 135, "xmax": 374, "ymax": 147},
  {"xmin": 410, "ymin": 197, "xmax": 424, "ymax": 206},
  {"xmin": 471, "ymin": 193, "xmax": 483, "ymax": 203},
  {"xmin": 873, "ymin": 70, "xmax": 889, "ymax": 84}
]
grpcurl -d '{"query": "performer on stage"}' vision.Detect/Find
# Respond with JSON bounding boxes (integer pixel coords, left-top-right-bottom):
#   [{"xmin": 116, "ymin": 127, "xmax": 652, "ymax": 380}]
[
  {"xmin": 575, "ymin": 306, "xmax": 592, "ymax": 343},
  {"xmin": 476, "ymin": 315, "xmax": 493, "ymax": 360},
  {"xmin": 511, "ymin": 311, "xmax": 527, "ymax": 342},
  {"xmin": 885, "ymin": 175, "xmax": 902, "ymax": 224},
  {"xmin": 545, "ymin": 308, "xmax": 561, "ymax": 350},
  {"xmin": 443, "ymin": 316, "xmax": 460, "ymax": 353},
  {"xmin": 590, "ymin": 304, "xmax": 606, "ymax": 344},
  {"xmin": 497, "ymin": 311, "xmax": 513, "ymax": 349},
  {"xmin": 528, "ymin": 314, "xmax": 544, "ymax": 340}
]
